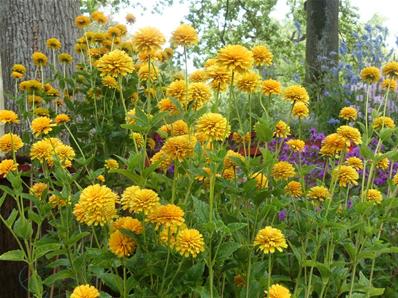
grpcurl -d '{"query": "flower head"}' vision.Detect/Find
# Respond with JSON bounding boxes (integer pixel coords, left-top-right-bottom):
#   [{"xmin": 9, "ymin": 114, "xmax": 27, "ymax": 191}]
[
  {"xmin": 373, "ymin": 116, "xmax": 395, "ymax": 129},
  {"xmin": 283, "ymin": 85, "xmax": 309, "ymax": 104},
  {"xmin": 360, "ymin": 66, "xmax": 380, "ymax": 83},
  {"xmin": 102, "ymin": 76, "xmax": 119, "ymax": 89},
  {"xmin": 12, "ymin": 64, "xmax": 26, "ymax": 74},
  {"xmin": 284, "ymin": 181, "xmax": 303, "ymax": 198},
  {"xmin": 196, "ymin": 113, "xmax": 230, "ymax": 142},
  {"xmin": 138, "ymin": 64, "xmax": 159, "ymax": 81},
  {"xmin": 96, "ymin": 49, "xmax": 134, "ymax": 77},
  {"xmin": 187, "ymin": 82, "xmax": 212, "ymax": 109},
  {"xmin": 105, "ymin": 159, "xmax": 119, "ymax": 169},
  {"xmin": 286, "ymin": 139, "xmax": 305, "ymax": 152},
  {"xmin": 126, "ymin": 13, "xmax": 136, "ymax": 24},
  {"xmin": 364, "ymin": 189, "xmax": 382, "ymax": 204},
  {"xmin": 32, "ymin": 52, "xmax": 48, "ymax": 66},
  {"xmin": 261, "ymin": 79, "xmax": 281, "ymax": 96},
  {"xmin": 217, "ymin": 45, "xmax": 253, "ymax": 73},
  {"xmin": 320, "ymin": 133, "xmax": 346, "ymax": 157},
  {"xmin": 376, "ymin": 156, "xmax": 389, "ymax": 170},
  {"xmin": 162, "ymin": 135, "xmax": 196, "ymax": 161},
  {"xmin": 109, "ymin": 230, "xmax": 136, "ymax": 257},
  {"xmin": 121, "ymin": 187, "xmax": 160, "ymax": 214},
  {"xmin": 0, "ymin": 110, "xmax": 19, "ymax": 124},
  {"xmin": 91, "ymin": 11, "xmax": 107, "ymax": 24},
  {"xmin": 30, "ymin": 182, "xmax": 48, "ymax": 198},
  {"xmin": 251, "ymin": 172, "xmax": 268, "ymax": 189},
  {"xmin": 70, "ymin": 284, "xmax": 99, "ymax": 298},
  {"xmin": 0, "ymin": 133, "xmax": 24, "ymax": 153},
  {"xmin": 132, "ymin": 27, "xmax": 165, "ymax": 53},
  {"xmin": 75, "ymin": 15, "xmax": 91, "ymax": 28},
  {"xmin": 336, "ymin": 125, "xmax": 362, "ymax": 145},
  {"xmin": 268, "ymin": 283, "xmax": 291, "ymax": 298},
  {"xmin": 272, "ymin": 161, "xmax": 295, "ymax": 181},
  {"xmin": 73, "ymin": 184, "xmax": 118, "ymax": 226},
  {"xmin": 158, "ymin": 98, "xmax": 178, "ymax": 114},
  {"xmin": 381, "ymin": 78, "xmax": 397, "ymax": 91},
  {"xmin": 345, "ymin": 157, "xmax": 363, "ymax": 170},
  {"xmin": 333, "ymin": 165, "xmax": 359, "ymax": 187},
  {"xmin": 189, "ymin": 69, "xmax": 207, "ymax": 82},
  {"xmin": 292, "ymin": 102, "xmax": 309, "ymax": 119},
  {"xmin": 273, "ymin": 121, "xmax": 290, "ymax": 138},
  {"xmin": 224, "ymin": 150, "xmax": 245, "ymax": 169},
  {"xmin": 0, "ymin": 159, "xmax": 18, "ymax": 177},
  {"xmin": 251, "ymin": 45, "xmax": 273, "ymax": 66},
  {"xmin": 113, "ymin": 217, "xmax": 143, "ymax": 234},
  {"xmin": 382, "ymin": 61, "xmax": 398, "ymax": 78},
  {"xmin": 307, "ymin": 186, "xmax": 330, "ymax": 201},
  {"xmin": 150, "ymin": 150, "xmax": 173, "ymax": 171},
  {"xmin": 54, "ymin": 114, "xmax": 71, "ymax": 124},
  {"xmin": 171, "ymin": 24, "xmax": 198, "ymax": 47},
  {"xmin": 175, "ymin": 228, "xmax": 205, "ymax": 258},
  {"xmin": 339, "ymin": 107, "xmax": 357, "ymax": 121},
  {"xmin": 236, "ymin": 72, "xmax": 260, "ymax": 93},
  {"xmin": 46, "ymin": 38, "xmax": 61, "ymax": 50},
  {"xmin": 31, "ymin": 117, "xmax": 56, "ymax": 137},
  {"xmin": 206, "ymin": 65, "xmax": 230, "ymax": 92},
  {"xmin": 166, "ymin": 80, "xmax": 187, "ymax": 104},
  {"xmin": 147, "ymin": 204, "xmax": 185, "ymax": 229},
  {"xmin": 254, "ymin": 226, "xmax": 288, "ymax": 254}
]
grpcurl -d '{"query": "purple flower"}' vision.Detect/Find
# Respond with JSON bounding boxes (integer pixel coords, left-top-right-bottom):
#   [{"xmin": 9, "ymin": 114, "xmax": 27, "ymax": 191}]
[
  {"xmin": 347, "ymin": 199, "xmax": 353, "ymax": 209},
  {"xmin": 278, "ymin": 209, "xmax": 287, "ymax": 221}
]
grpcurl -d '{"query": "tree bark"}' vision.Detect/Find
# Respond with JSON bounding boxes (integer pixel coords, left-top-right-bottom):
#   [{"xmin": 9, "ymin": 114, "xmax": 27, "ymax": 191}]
[
  {"xmin": 305, "ymin": 0, "xmax": 339, "ymax": 84},
  {"xmin": 0, "ymin": 1, "xmax": 80, "ymax": 297}
]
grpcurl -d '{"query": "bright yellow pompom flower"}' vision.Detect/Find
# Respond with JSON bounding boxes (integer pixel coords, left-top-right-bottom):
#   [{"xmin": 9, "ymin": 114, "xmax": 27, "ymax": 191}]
[
  {"xmin": 96, "ymin": 49, "xmax": 134, "ymax": 77},
  {"xmin": 195, "ymin": 113, "xmax": 231, "ymax": 142},
  {"xmin": 254, "ymin": 226, "xmax": 288, "ymax": 254},
  {"xmin": 70, "ymin": 284, "xmax": 99, "ymax": 298}
]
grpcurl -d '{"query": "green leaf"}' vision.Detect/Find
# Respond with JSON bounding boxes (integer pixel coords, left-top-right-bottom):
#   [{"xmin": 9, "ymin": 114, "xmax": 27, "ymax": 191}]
[
  {"xmin": 13, "ymin": 217, "xmax": 33, "ymax": 240},
  {"xmin": 216, "ymin": 242, "xmax": 241, "ymax": 262},
  {"xmin": 43, "ymin": 270, "xmax": 74, "ymax": 286},
  {"xmin": 29, "ymin": 272, "xmax": 43, "ymax": 296},
  {"xmin": 302, "ymin": 260, "xmax": 330, "ymax": 280},
  {"xmin": 0, "ymin": 249, "xmax": 26, "ymax": 262},
  {"xmin": 34, "ymin": 243, "xmax": 61, "ymax": 259}
]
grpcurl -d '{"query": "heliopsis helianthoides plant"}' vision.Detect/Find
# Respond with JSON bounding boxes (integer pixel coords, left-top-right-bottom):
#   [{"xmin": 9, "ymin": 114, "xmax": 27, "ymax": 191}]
[{"xmin": 2, "ymin": 10, "xmax": 398, "ymax": 298}]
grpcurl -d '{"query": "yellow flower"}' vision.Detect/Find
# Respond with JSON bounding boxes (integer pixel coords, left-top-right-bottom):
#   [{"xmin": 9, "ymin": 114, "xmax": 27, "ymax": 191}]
[
  {"xmin": 286, "ymin": 139, "xmax": 305, "ymax": 152},
  {"xmin": 160, "ymin": 224, "xmax": 187, "ymax": 248},
  {"xmin": 31, "ymin": 117, "xmax": 56, "ymax": 137},
  {"xmin": 189, "ymin": 69, "xmax": 208, "ymax": 82},
  {"xmin": 171, "ymin": 23, "xmax": 198, "ymax": 47},
  {"xmin": 32, "ymin": 52, "xmax": 48, "ymax": 66},
  {"xmin": 307, "ymin": 186, "xmax": 330, "ymax": 201},
  {"xmin": 336, "ymin": 125, "xmax": 362, "ymax": 145},
  {"xmin": 373, "ymin": 116, "xmax": 395, "ymax": 129},
  {"xmin": 138, "ymin": 64, "xmax": 159, "ymax": 81},
  {"xmin": 222, "ymin": 168, "xmax": 236, "ymax": 180},
  {"xmin": 126, "ymin": 13, "xmax": 136, "ymax": 24},
  {"xmin": 271, "ymin": 161, "xmax": 295, "ymax": 181},
  {"xmin": 0, "ymin": 110, "xmax": 19, "ymax": 124},
  {"xmin": 12, "ymin": 64, "xmax": 26, "ymax": 74},
  {"xmin": 320, "ymin": 133, "xmax": 347, "ymax": 157},
  {"xmin": 217, "ymin": 44, "xmax": 254, "ymax": 73},
  {"xmin": 382, "ymin": 61, "xmax": 398, "ymax": 78},
  {"xmin": 19, "ymin": 80, "xmax": 43, "ymax": 92},
  {"xmin": 360, "ymin": 66, "xmax": 380, "ymax": 84},
  {"xmin": 115, "ymin": 24, "xmax": 127, "ymax": 36},
  {"xmin": 381, "ymin": 78, "xmax": 397, "ymax": 91},
  {"xmin": 284, "ymin": 181, "xmax": 303, "ymax": 198},
  {"xmin": 105, "ymin": 159, "xmax": 119, "ymax": 170},
  {"xmin": 251, "ymin": 45, "xmax": 273, "ymax": 66},
  {"xmin": 196, "ymin": 113, "xmax": 231, "ymax": 142},
  {"xmin": 339, "ymin": 107, "xmax": 357, "ymax": 121},
  {"xmin": 121, "ymin": 187, "xmax": 160, "ymax": 214},
  {"xmin": 30, "ymin": 182, "xmax": 48, "ymax": 198},
  {"xmin": 96, "ymin": 49, "xmax": 134, "ymax": 77},
  {"xmin": 132, "ymin": 26, "xmax": 166, "ymax": 53},
  {"xmin": 236, "ymin": 72, "xmax": 260, "ymax": 93},
  {"xmin": 166, "ymin": 80, "xmax": 187, "ymax": 104},
  {"xmin": 291, "ymin": 102, "xmax": 309, "ymax": 119},
  {"xmin": 333, "ymin": 165, "xmax": 359, "ymax": 187},
  {"xmin": 0, "ymin": 159, "xmax": 18, "ymax": 177},
  {"xmin": 73, "ymin": 184, "xmax": 118, "ymax": 226},
  {"xmin": 187, "ymin": 82, "xmax": 212, "ymax": 109},
  {"xmin": 268, "ymin": 283, "xmax": 291, "ymax": 298},
  {"xmin": 175, "ymin": 228, "xmax": 205, "ymax": 258},
  {"xmin": 49, "ymin": 194, "xmax": 69, "ymax": 208},
  {"xmin": 147, "ymin": 204, "xmax": 185, "ymax": 229},
  {"xmin": 364, "ymin": 189, "xmax": 382, "ymax": 204},
  {"xmin": 162, "ymin": 135, "xmax": 197, "ymax": 161},
  {"xmin": 158, "ymin": 98, "xmax": 178, "ymax": 114},
  {"xmin": 109, "ymin": 230, "xmax": 136, "ymax": 257},
  {"xmin": 102, "ymin": 76, "xmax": 119, "ymax": 89},
  {"xmin": 55, "ymin": 144, "xmax": 75, "ymax": 166},
  {"xmin": 150, "ymin": 150, "xmax": 173, "ymax": 171},
  {"xmin": 273, "ymin": 120, "xmax": 290, "ymax": 138},
  {"xmin": 160, "ymin": 120, "xmax": 189, "ymax": 136},
  {"xmin": 54, "ymin": 114, "xmax": 70, "ymax": 124},
  {"xmin": 113, "ymin": 217, "xmax": 143, "ymax": 234},
  {"xmin": 30, "ymin": 139, "xmax": 53, "ymax": 163},
  {"xmin": 97, "ymin": 175, "xmax": 105, "ymax": 183},
  {"xmin": 261, "ymin": 79, "xmax": 281, "ymax": 96},
  {"xmin": 58, "ymin": 53, "xmax": 73, "ymax": 64},
  {"xmin": 283, "ymin": 85, "xmax": 309, "ymax": 104},
  {"xmin": 130, "ymin": 132, "xmax": 144, "ymax": 148},
  {"xmin": 224, "ymin": 150, "xmax": 245, "ymax": 169},
  {"xmin": 70, "ymin": 284, "xmax": 100, "ymax": 298},
  {"xmin": 46, "ymin": 38, "xmax": 61, "ymax": 50},
  {"xmin": 206, "ymin": 65, "xmax": 230, "ymax": 92},
  {"xmin": 91, "ymin": 11, "xmax": 107, "ymax": 24},
  {"xmin": 75, "ymin": 15, "xmax": 91, "ymax": 28},
  {"xmin": 393, "ymin": 172, "xmax": 398, "ymax": 185},
  {"xmin": 34, "ymin": 107, "xmax": 50, "ymax": 117},
  {"xmin": 0, "ymin": 133, "xmax": 24, "ymax": 153},
  {"xmin": 11, "ymin": 71, "xmax": 24, "ymax": 79},
  {"xmin": 251, "ymin": 172, "xmax": 268, "ymax": 189},
  {"xmin": 345, "ymin": 157, "xmax": 363, "ymax": 170},
  {"xmin": 254, "ymin": 226, "xmax": 288, "ymax": 254},
  {"xmin": 376, "ymin": 156, "xmax": 389, "ymax": 170}
]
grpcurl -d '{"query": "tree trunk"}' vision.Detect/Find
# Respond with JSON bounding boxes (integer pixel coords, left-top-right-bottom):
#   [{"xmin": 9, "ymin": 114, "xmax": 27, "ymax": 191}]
[
  {"xmin": 0, "ymin": 1, "xmax": 80, "ymax": 297},
  {"xmin": 305, "ymin": 0, "xmax": 339, "ymax": 84}
]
